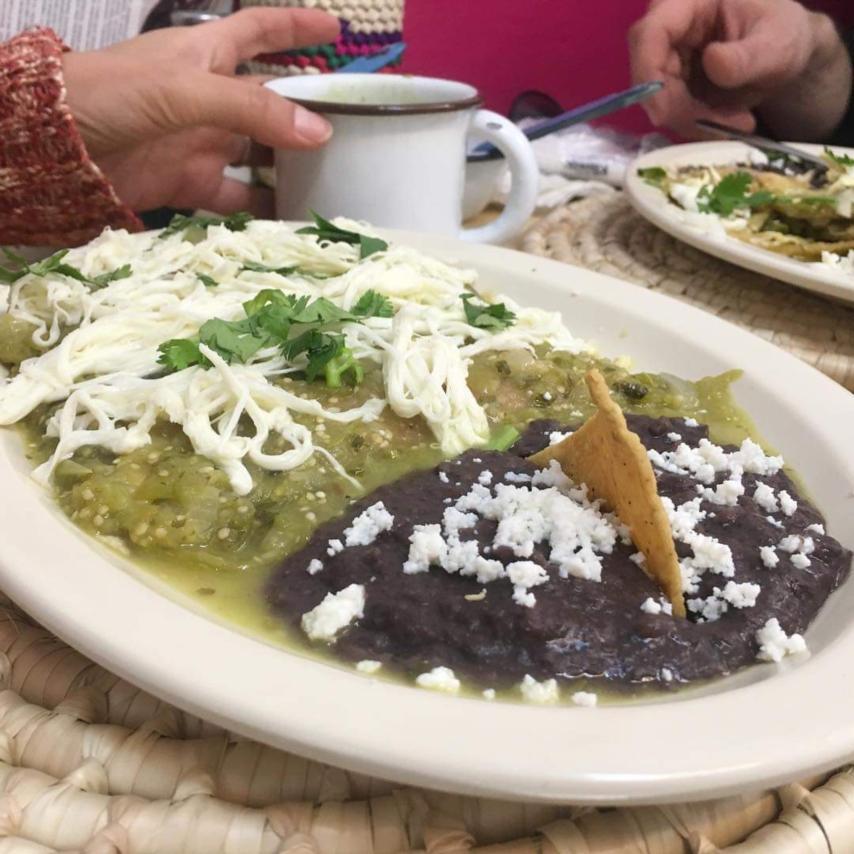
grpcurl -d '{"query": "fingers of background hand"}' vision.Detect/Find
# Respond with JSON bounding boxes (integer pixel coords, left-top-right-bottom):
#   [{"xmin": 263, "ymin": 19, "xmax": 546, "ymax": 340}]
[
  {"xmin": 169, "ymin": 73, "xmax": 331, "ymax": 148},
  {"xmin": 648, "ymin": 74, "xmax": 756, "ymax": 137},
  {"xmin": 629, "ymin": 0, "xmax": 718, "ymax": 84},
  {"xmin": 702, "ymin": 3, "xmax": 811, "ymax": 89},
  {"xmin": 628, "ymin": 0, "xmax": 711, "ymax": 124},
  {"xmin": 203, "ymin": 7, "xmax": 340, "ymax": 74}
]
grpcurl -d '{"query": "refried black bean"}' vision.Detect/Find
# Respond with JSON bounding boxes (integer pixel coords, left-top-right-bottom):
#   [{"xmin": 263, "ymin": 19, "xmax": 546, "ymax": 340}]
[{"xmin": 266, "ymin": 416, "xmax": 852, "ymax": 692}]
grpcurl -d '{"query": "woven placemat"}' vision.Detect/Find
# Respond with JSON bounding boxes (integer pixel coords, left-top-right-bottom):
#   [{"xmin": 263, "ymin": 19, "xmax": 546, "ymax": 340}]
[
  {"xmin": 0, "ymin": 589, "xmax": 852, "ymax": 852},
  {"xmin": 522, "ymin": 193, "xmax": 854, "ymax": 392}
]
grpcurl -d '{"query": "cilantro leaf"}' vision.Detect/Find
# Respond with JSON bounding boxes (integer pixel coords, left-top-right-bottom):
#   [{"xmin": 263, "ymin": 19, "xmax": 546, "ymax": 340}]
[
  {"xmin": 281, "ymin": 329, "xmax": 362, "ymax": 387},
  {"xmin": 159, "ymin": 211, "xmax": 253, "ymax": 240},
  {"xmin": 695, "ymin": 172, "xmax": 774, "ymax": 217},
  {"xmin": 157, "ymin": 339, "xmax": 208, "ymax": 371},
  {"xmin": 358, "ymin": 234, "xmax": 388, "ymax": 259},
  {"xmin": 637, "ymin": 166, "xmax": 667, "ymax": 188},
  {"xmin": 240, "ymin": 260, "xmax": 298, "ymax": 276},
  {"xmin": 243, "ymin": 288, "xmax": 391, "ymax": 325},
  {"xmin": 198, "ymin": 273, "xmax": 218, "ymax": 288},
  {"xmin": 0, "ymin": 248, "xmax": 30, "ymax": 282},
  {"xmin": 461, "ymin": 293, "xmax": 516, "ymax": 330},
  {"xmin": 198, "ymin": 317, "xmax": 268, "ymax": 364},
  {"xmin": 0, "ymin": 250, "xmax": 25, "ymax": 283},
  {"xmin": 89, "ymin": 264, "xmax": 132, "ymax": 290},
  {"xmin": 20, "ymin": 249, "xmax": 89, "ymax": 283},
  {"xmin": 241, "ymin": 288, "xmax": 292, "ymax": 318},
  {"xmin": 289, "ymin": 296, "xmax": 354, "ymax": 325},
  {"xmin": 241, "ymin": 290, "xmax": 348, "ymax": 326},
  {"xmin": 0, "ymin": 249, "xmax": 131, "ymax": 290},
  {"xmin": 353, "ymin": 290, "xmax": 393, "ymax": 318},
  {"xmin": 825, "ymin": 147, "xmax": 854, "ymax": 168},
  {"xmin": 297, "ymin": 212, "xmax": 388, "ymax": 259},
  {"xmin": 157, "ymin": 287, "xmax": 394, "ymax": 384}
]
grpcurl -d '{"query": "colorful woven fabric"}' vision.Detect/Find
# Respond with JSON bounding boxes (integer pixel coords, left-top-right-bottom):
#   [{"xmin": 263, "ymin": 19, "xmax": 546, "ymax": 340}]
[
  {"xmin": 0, "ymin": 28, "xmax": 141, "ymax": 247},
  {"xmin": 239, "ymin": 0, "xmax": 404, "ymax": 76}
]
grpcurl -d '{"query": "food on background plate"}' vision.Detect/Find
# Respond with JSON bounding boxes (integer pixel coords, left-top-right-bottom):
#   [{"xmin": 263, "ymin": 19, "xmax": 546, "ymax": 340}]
[
  {"xmin": 638, "ymin": 147, "xmax": 854, "ymax": 273},
  {"xmin": 0, "ymin": 214, "xmax": 849, "ymax": 705}
]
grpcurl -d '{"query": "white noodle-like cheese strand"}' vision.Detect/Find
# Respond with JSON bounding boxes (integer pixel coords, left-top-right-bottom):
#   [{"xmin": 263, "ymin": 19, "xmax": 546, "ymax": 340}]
[{"xmin": 2, "ymin": 219, "xmax": 591, "ymax": 494}]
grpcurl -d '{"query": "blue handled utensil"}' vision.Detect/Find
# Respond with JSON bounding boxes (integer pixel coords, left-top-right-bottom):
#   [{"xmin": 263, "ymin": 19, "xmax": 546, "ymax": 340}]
[
  {"xmin": 336, "ymin": 42, "xmax": 406, "ymax": 74},
  {"xmin": 467, "ymin": 80, "xmax": 663, "ymax": 162}
]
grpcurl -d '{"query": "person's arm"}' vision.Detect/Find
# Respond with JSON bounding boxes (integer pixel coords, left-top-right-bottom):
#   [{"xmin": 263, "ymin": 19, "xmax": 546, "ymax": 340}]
[
  {"xmin": 1, "ymin": 8, "xmax": 339, "ymax": 247},
  {"xmin": 629, "ymin": 0, "xmax": 852, "ymax": 142},
  {"xmin": 754, "ymin": 11, "xmax": 851, "ymax": 142},
  {"xmin": 0, "ymin": 28, "xmax": 140, "ymax": 247}
]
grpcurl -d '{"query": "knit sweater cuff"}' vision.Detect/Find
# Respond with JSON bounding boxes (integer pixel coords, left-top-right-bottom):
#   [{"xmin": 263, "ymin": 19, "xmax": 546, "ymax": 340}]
[{"xmin": 0, "ymin": 27, "xmax": 142, "ymax": 246}]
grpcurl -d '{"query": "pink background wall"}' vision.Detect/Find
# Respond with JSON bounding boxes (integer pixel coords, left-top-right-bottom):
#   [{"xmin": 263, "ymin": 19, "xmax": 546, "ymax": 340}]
[{"xmin": 401, "ymin": 1, "xmax": 854, "ymax": 135}]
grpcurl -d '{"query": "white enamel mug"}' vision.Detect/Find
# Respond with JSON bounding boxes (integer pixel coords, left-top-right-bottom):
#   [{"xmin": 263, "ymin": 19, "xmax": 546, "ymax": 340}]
[{"xmin": 265, "ymin": 74, "xmax": 539, "ymax": 244}]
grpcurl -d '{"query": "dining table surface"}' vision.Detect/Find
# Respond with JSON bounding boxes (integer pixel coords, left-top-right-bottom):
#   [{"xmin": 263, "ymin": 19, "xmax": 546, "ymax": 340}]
[{"xmin": 0, "ymin": 193, "xmax": 852, "ymax": 854}]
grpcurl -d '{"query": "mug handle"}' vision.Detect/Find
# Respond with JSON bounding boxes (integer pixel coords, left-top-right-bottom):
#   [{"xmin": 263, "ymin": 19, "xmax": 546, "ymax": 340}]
[{"xmin": 459, "ymin": 110, "xmax": 539, "ymax": 244}]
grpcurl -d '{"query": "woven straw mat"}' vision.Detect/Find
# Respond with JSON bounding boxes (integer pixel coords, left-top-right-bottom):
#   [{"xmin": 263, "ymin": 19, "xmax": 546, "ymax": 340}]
[
  {"xmin": 522, "ymin": 193, "xmax": 854, "ymax": 392},
  {"xmin": 1, "ymin": 600, "xmax": 854, "ymax": 852}
]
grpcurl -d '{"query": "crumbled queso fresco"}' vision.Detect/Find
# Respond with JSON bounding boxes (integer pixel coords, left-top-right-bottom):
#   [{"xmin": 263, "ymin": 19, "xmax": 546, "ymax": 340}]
[
  {"xmin": 755, "ymin": 618, "xmax": 807, "ymax": 662},
  {"xmin": 519, "ymin": 674, "xmax": 560, "ymax": 704},
  {"xmin": 415, "ymin": 666, "xmax": 460, "ymax": 693},
  {"xmin": 402, "ymin": 461, "xmax": 622, "ymax": 604},
  {"xmin": 300, "ymin": 583, "xmax": 365, "ymax": 642}
]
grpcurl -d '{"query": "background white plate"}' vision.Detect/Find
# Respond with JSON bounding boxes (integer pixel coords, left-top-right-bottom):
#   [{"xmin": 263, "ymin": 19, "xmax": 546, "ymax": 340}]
[
  {"xmin": 0, "ymin": 231, "xmax": 852, "ymax": 805},
  {"xmin": 626, "ymin": 140, "xmax": 854, "ymax": 304}
]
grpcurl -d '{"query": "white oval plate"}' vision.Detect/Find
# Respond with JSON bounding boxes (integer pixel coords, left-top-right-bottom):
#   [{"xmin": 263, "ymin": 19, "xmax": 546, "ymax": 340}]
[
  {"xmin": 626, "ymin": 140, "xmax": 854, "ymax": 304},
  {"xmin": 0, "ymin": 231, "xmax": 852, "ymax": 805}
]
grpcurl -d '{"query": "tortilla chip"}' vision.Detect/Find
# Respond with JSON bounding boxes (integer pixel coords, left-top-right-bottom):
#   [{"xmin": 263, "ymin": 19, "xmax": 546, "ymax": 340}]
[{"xmin": 529, "ymin": 370, "xmax": 686, "ymax": 617}]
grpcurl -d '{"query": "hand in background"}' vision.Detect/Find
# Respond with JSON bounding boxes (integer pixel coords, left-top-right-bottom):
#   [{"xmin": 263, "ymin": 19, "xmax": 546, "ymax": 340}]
[
  {"xmin": 62, "ymin": 8, "xmax": 339, "ymax": 213},
  {"xmin": 629, "ymin": 0, "xmax": 852, "ymax": 141}
]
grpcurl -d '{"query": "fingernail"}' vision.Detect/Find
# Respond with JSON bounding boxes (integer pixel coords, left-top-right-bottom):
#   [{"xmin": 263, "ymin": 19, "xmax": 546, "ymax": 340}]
[{"xmin": 294, "ymin": 106, "xmax": 332, "ymax": 144}]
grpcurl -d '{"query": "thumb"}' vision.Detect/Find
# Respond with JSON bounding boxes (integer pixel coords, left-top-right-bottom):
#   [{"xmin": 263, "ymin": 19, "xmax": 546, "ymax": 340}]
[{"xmin": 702, "ymin": 25, "xmax": 798, "ymax": 90}]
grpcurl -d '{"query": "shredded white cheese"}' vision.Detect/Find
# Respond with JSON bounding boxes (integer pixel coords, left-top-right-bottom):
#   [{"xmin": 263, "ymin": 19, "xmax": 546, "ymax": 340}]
[{"xmin": 0, "ymin": 219, "xmax": 589, "ymax": 495}]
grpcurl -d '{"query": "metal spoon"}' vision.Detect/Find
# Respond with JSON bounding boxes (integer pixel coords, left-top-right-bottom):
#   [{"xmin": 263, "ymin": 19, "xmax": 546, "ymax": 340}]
[
  {"xmin": 467, "ymin": 80, "xmax": 663, "ymax": 162},
  {"xmin": 694, "ymin": 119, "xmax": 828, "ymax": 173}
]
